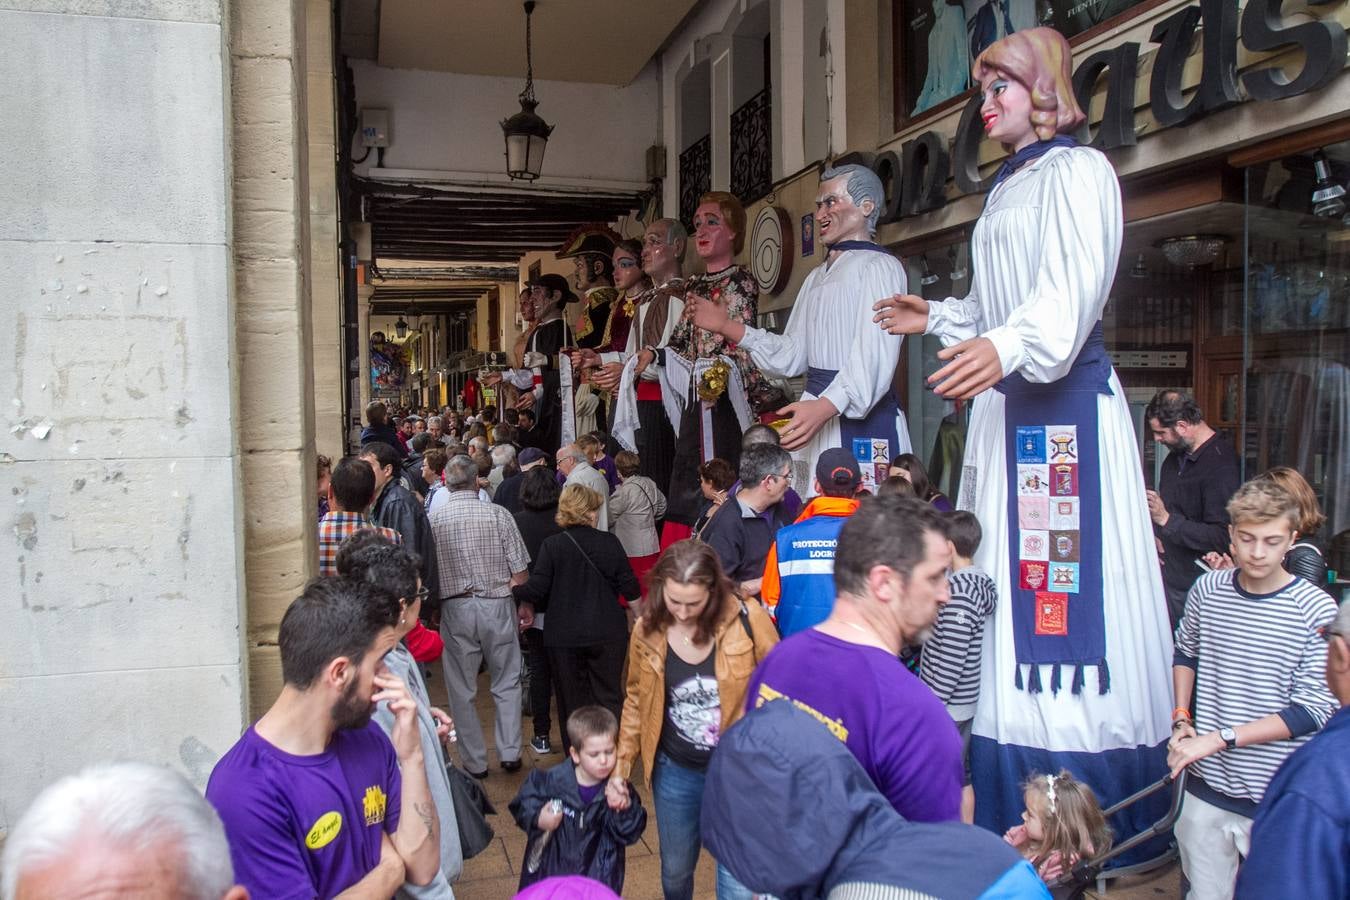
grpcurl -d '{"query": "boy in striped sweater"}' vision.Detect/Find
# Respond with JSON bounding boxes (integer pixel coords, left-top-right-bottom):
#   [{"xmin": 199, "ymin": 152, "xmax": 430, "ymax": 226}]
[
  {"xmin": 920, "ymin": 510, "xmax": 997, "ymax": 824},
  {"xmin": 1168, "ymin": 478, "xmax": 1338, "ymax": 900}
]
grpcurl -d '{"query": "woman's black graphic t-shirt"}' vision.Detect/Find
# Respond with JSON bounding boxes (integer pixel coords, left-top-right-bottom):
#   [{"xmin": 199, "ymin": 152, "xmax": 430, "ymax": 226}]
[{"xmin": 657, "ymin": 644, "xmax": 721, "ymax": 771}]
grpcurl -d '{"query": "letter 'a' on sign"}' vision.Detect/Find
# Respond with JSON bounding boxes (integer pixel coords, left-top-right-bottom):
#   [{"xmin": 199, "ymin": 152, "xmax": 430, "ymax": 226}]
[
  {"xmin": 1239, "ymin": 0, "xmax": 1348, "ymax": 101},
  {"xmin": 1149, "ymin": 0, "xmax": 1241, "ymax": 128},
  {"xmin": 1071, "ymin": 42, "xmax": 1140, "ymax": 150}
]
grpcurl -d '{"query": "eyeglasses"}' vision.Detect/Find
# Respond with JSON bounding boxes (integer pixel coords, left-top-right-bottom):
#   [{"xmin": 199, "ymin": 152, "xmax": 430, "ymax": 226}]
[{"xmin": 410, "ymin": 586, "xmax": 430, "ymax": 604}]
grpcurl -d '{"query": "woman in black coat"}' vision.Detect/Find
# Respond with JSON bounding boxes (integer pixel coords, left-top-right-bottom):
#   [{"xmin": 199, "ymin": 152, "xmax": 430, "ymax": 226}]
[
  {"xmin": 514, "ymin": 483, "xmax": 641, "ymax": 752},
  {"xmin": 514, "ymin": 466, "xmax": 564, "ymax": 754}
]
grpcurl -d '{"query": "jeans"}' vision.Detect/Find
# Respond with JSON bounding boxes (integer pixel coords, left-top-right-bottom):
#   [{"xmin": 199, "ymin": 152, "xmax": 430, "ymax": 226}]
[{"xmin": 651, "ymin": 752, "xmax": 753, "ymax": 900}]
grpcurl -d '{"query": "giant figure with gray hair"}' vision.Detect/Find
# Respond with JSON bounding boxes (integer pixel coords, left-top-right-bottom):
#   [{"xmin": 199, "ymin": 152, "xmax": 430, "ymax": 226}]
[{"xmin": 688, "ymin": 163, "xmax": 911, "ymax": 493}]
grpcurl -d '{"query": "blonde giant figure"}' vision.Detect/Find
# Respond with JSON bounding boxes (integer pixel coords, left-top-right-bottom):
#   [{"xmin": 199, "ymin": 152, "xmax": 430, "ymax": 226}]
[{"xmin": 874, "ymin": 28, "xmax": 1172, "ymax": 847}]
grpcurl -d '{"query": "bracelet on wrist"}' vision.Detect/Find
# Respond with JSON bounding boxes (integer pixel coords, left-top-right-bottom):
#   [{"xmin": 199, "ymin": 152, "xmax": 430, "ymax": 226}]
[{"xmin": 1172, "ymin": 707, "xmax": 1192, "ymax": 721}]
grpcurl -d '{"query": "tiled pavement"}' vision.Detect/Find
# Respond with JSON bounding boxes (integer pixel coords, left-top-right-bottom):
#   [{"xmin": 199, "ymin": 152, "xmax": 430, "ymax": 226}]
[{"xmin": 425, "ymin": 665, "xmax": 1180, "ymax": 899}]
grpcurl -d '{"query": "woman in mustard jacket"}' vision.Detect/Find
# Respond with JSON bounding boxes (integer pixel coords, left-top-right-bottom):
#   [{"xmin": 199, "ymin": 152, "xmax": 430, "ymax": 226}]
[{"xmin": 605, "ymin": 539, "xmax": 777, "ymax": 900}]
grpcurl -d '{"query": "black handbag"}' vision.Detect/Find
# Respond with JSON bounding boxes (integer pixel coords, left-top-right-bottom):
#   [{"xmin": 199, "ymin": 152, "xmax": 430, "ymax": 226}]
[{"xmin": 446, "ymin": 762, "xmax": 496, "ymax": 860}]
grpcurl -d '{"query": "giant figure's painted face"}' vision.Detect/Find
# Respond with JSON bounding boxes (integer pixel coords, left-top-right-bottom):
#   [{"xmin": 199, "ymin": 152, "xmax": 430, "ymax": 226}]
[
  {"xmin": 693, "ymin": 201, "xmax": 736, "ymax": 265},
  {"xmin": 642, "ymin": 222, "xmax": 680, "ymax": 279},
  {"xmin": 978, "ymin": 68, "xmax": 1036, "ymax": 150},
  {"xmin": 815, "ymin": 175, "xmax": 869, "ymax": 246},
  {"xmin": 613, "ymin": 247, "xmax": 644, "ymax": 291}
]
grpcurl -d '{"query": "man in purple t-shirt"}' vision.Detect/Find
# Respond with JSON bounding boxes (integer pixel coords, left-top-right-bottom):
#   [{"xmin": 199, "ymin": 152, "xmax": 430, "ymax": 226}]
[
  {"xmin": 207, "ymin": 577, "xmax": 441, "ymax": 899},
  {"xmin": 746, "ymin": 494, "xmax": 963, "ymax": 823}
]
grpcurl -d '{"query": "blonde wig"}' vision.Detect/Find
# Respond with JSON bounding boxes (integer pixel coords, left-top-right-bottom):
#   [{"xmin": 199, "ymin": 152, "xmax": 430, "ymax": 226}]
[{"xmin": 973, "ymin": 27, "xmax": 1085, "ymax": 144}]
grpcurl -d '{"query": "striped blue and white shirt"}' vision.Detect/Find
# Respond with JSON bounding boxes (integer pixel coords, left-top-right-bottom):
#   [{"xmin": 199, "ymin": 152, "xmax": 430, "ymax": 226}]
[
  {"xmin": 921, "ymin": 566, "xmax": 998, "ymax": 718},
  {"xmin": 1174, "ymin": 568, "xmax": 1338, "ymax": 809}
]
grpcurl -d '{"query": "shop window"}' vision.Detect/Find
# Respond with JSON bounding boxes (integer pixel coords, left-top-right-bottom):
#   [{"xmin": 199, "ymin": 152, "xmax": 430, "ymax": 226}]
[
  {"xmin": 903, "ymin": 243, "xmax": 973, "ymax": 504},
  {"xmin": 1111, "ymin": 141, "xmax": 1350, "ymax": 584}
]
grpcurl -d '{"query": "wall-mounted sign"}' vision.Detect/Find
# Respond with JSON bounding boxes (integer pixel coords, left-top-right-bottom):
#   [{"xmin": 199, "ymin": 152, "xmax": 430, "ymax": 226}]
[
  {"xmin": 870, "ymin": 0, "xmax": 1347, "ymax": 220},
  {"xmin": 751, "ymin": 205, "xmax": 794, "ymax": 295},
  {"xmin": 801, "ymin": 213, "xmax": 815, "ymax": 257}
]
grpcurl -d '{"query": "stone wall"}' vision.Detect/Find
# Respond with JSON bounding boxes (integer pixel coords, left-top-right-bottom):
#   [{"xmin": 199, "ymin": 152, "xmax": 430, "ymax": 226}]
[{"xmin": 0, "ymin": 1, "xmax": 247, "ymax": 831}]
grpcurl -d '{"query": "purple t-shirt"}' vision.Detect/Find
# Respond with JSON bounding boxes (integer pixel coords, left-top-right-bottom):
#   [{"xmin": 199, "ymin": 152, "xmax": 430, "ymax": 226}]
[
  {"xmin": 577, "ymin": 780, "xmax": 604, "ymax": 807},
  {"xmin": 207, "ymin": 722, "xmax": 402, "ymax": 900},
  {"xmin": 746, "ymin": 629, "xmax": 962, "ymax": 823}
]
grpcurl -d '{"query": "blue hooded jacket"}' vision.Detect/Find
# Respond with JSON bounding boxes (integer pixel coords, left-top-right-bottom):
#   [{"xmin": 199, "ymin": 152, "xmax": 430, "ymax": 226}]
[{"xmin": 700, "ymin": 700, "xmax": 1050, "ymax": 899}]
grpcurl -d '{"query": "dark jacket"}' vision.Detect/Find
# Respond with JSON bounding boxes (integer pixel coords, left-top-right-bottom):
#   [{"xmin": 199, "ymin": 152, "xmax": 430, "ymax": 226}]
[
  {"xmin": 701, "ymin": 701, "xmax": 1050, "ymax": 900},
  {"xmin": 515, "ymin": 508, "xmax": 563, "ymax": 567},
  {"xmin": 361, "ymin": 422, "xmax": 407, "ymax": 459},
  {"xmin": 513, "ymin": 526, "xmax": 639, "ymax": 647},
  {"xmin": 1237, "ymin": 706, "xmax": 1350, "ymax": 900},
  {"xmin": 495, "ymin": 471, "xmax": 527, "ymax": 515},
  {"xmin": 509, "ymin": 760, "xmax": 646, "ymax": 893},
  {"xmin": 402, "ymin": 451, "xmax": 430, "ymax": 498},
  {"xmin": 1286, "ymin": 541, "xmax": 1330, "ymax": 594},
  {"xmin": 371, "ymin": 481, "xmax": 439, "ymax": 603},
  {"xmin": 1156, "ymin": 432, "xmax": 1241, "ymax": 599}
]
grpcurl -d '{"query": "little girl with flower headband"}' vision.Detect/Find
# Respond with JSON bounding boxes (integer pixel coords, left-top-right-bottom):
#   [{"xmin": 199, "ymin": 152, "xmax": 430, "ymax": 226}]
[{"xmin": 1003, "ymin": 770, "xmax": 1113, "ymax": 884}]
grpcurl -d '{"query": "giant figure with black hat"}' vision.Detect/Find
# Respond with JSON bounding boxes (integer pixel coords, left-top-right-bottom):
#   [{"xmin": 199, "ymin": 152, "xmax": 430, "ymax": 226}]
[{"xmin": 487, "ymin": 273, "xmax": 577, "ymax": 453}]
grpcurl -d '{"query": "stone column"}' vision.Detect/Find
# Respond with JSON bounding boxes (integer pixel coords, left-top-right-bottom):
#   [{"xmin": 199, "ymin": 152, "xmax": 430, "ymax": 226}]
[
  {"xmin": 308, "ymin": 0, "xmax": 344, "ymax": 463},
  {"xmin": 0, "ymin": 2, "xmax": 246, "ymax": 820},
  {"xmin": 231, "ymin": 0, "xmax": 319, "ymax": 715}
]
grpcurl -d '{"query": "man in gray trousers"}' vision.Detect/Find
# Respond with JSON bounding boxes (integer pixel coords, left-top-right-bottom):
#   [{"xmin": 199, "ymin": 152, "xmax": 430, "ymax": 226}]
[{"xmin": 430, "ymin": 454, "xmax": 530, "ymax": 777}]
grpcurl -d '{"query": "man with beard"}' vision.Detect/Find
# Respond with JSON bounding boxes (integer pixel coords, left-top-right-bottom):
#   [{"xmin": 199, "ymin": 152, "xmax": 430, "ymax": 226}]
[
  {"xmin": 1144, "ymin": 389, "xmax": 1242, "ymax": 626},
  {"xmin": 206, "ymin": 577, "xmax": 440, "ymax": 898},
  {"xmin": 744, "ymin": 495, "xmax": 963, "ymax": 823}
]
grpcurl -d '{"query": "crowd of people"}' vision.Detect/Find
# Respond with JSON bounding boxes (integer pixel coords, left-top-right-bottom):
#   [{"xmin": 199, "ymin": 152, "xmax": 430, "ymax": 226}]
[{"xmin": 3, "ymin": 25, "xmax": 1346, "ymax": 900}]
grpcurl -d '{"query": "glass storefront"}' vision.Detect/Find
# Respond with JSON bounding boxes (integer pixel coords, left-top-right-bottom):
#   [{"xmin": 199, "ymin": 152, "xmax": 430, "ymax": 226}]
[{"xmin": 901, "ymin": 140, "xmax": 1350, "ymax": 584}]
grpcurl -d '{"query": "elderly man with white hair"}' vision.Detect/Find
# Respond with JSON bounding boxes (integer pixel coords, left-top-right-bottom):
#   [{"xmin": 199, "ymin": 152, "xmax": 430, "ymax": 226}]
[
  {"xmin": 1, "ymin": 762, "xmax": 247, "ymax": 900},
  {"xmin": 688, "ymin": 163, "xmax": 912, "ymax": 492}
]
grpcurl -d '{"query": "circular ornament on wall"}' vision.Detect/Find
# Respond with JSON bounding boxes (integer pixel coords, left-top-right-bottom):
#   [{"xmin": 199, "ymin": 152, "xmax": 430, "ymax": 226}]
[{"xmin": 750, "ymin": 205, "xmax": 793, "ymax": 296}]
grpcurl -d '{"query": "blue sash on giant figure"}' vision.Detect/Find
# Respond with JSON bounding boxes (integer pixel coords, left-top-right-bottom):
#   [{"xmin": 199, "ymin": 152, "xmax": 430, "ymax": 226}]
[
  {"xmin": 996, "ymin": 323, "xmax": 1111, "ymax": 695},
  {"xmin": 805, "ymin": 367, "xmax": 901, "ymax": 472}
]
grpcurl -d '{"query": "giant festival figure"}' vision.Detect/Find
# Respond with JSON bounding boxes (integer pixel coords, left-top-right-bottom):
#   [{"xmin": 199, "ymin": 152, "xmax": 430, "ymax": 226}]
[
  {"xmin": 873, "ymin": 27, "xmax": 1172, "ymax": 842},
  {"xmin": 661, "ymin": 192, "xmax": 765, "ymax": 542},
  {"xmin": 688, "ymin": 164, "xmax": 912, "ymax": 489}
]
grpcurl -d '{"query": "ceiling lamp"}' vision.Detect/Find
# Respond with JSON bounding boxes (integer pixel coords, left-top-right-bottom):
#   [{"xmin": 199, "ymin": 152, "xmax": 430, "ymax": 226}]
[
  {"xmin": 1156, "ymin": 235, "xmax": 1228, "ymax": 268},
  {"xmin": 394, "ymin": 314, "xmax": 409, "ymax": 340},
  {"xmin": 1310, "ymin": 149, "xmax": 1346, "ymax": 218},
  {"xmin": 501, "ymin": 1, "xmax": 553, "ymax": 181}
]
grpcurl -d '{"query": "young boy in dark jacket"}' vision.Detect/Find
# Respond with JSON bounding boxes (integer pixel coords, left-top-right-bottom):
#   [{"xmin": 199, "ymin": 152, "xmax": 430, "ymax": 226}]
[{"xmin": 509, "ymin": 706, "xmax": 646, "ymax": 893}]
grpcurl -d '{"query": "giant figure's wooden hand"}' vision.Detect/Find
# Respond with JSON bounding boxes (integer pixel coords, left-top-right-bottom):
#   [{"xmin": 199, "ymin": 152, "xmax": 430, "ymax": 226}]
[
  {"xmin": 777, "ymin": 397, "xmax": 840, "ymax": 451},
  {"xmin": 872, "ymin": 294, "xmax": 930, "ymax": 335},
  {"xmin": 929, "ymin": 337, "xmax": 1003, "ymax": 399}
]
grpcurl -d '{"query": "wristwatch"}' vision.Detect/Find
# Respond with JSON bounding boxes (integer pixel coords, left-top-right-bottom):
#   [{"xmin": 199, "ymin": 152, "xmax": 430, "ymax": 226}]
[{"xmin": 1220, "ymin": 727, "xmax": 1238, "ymax": 750}]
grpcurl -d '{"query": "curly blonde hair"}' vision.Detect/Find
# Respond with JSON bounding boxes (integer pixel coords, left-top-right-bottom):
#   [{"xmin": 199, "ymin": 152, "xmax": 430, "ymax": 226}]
[{"xmin": 973, "ymin": 27, "xmax": 1085, "ymax": 144}]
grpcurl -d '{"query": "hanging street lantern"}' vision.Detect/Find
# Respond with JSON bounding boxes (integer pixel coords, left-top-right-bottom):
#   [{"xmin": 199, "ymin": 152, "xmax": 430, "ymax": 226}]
[{"xmin": 501, "ymin": 1, "xmax": 553, "ymax": 181}]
